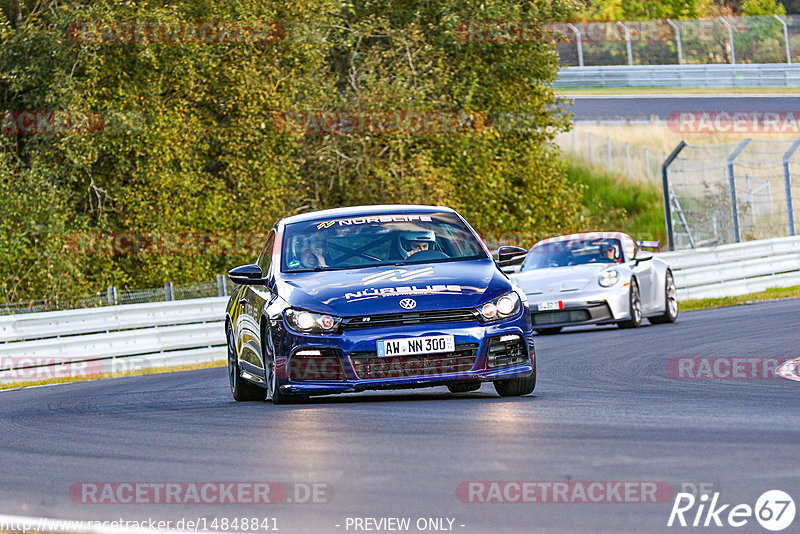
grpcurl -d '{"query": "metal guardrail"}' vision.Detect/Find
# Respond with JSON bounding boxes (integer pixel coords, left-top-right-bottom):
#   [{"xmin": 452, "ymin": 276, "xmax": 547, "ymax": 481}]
[
  {"xmin": 0, "ymin": 298, "xmax": 227, "ymax": 383},
  {"xmin": 2, "ymin": 237, "xmax": 798, "ymax": 383},
  {"xmin": 659, "ymin": 235, "xmax": 800, "ymax": 299},
  {"xmin": 555, "ymin": 64, "xmax": 800, "ymax": 88}
]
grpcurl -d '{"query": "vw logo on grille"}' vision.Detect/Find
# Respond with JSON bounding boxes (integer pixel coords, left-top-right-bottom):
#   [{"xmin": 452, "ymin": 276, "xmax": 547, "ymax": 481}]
[{"xmin": 399, "ymin": 298, "xmax": 416, "ymax": 310}]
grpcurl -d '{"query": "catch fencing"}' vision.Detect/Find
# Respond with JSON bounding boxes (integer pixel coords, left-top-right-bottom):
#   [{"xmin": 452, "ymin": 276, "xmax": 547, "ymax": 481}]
[
  {"xmin": 556, "ymin": 15, "xmax": 800, "ymax": 67},
  {"xmin": 557, "ymin": 126, "xmax": 666, "ymax": 186},
  {"xmin": 663, "ymin": 138, "xmax": 800, "ymax": 249}
]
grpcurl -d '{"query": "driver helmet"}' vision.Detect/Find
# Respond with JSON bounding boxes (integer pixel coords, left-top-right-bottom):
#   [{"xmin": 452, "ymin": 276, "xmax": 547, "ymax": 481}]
[
  {"xmin": 601, "ymin": 242, "xmax": 620, "ymax": 260},
  {"xmin": 398, "ymin": 230, "xmax": 436, "ymax": 256}
]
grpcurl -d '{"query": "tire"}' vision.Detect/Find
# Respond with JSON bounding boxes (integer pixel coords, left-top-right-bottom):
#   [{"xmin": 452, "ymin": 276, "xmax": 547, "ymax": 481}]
[
  {"xmin": 493, "ymin": 357, "xmax": 537, "ymax": 397},
  {"xmin": 227, "ymin": 326, "xmax": 267, "ymax": 402},
  {"xmin": 447, "ymin": 382, "xmax": 481, "ymax": 393},
  {"xmin": 617, "ymin": 279, "xmax": 643, "ymax": 329},
  {"xmin": 649, "ymin": 270, "xmax": 678, "ymax": 324},
  {"xmin": 536, "ymin": 327, "xmax": 562, "ymax": 335},
  {"xmin": 261, "ymin": 323, "xmax": 293, "ymax": 405}
]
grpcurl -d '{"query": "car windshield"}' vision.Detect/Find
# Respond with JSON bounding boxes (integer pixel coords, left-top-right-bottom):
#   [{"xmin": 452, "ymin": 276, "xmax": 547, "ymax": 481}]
[
  {"xmin": 281, "ymin": 212, "xmax": 487, "ymax": 272},
  {"xmin": 521, "ymin": 238, "xmax": 623, "ymax": 270}
]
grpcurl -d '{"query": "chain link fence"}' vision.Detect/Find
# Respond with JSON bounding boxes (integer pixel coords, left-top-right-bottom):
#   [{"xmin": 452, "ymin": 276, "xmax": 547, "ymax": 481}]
[
  {"xmin": 557, "ymin": 126, "xmax": 667, "ymax": 186},
  {"xmin": 665, "ymin": 139, "xmax": 800, "ymax": 249},
  {"xmin": 556, "ymin": 15, "xmax": 800, "ymax": 66},
  {"xmin": 0, "ymin": 276, "xmax": 235, "ymax": 315}
]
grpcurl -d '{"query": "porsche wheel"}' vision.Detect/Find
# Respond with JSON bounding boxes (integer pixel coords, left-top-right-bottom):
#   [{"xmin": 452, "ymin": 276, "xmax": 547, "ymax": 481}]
[
  {"xmin": 649, "ymin": 270, "xmax": 678, "ymax": 324},
  {"xmin": 536, "ymin": 327, "xmax": 562, "ymax": 335},
  {"xmin": 618, "ymin": 279, "xmax": 643, "ymax": 329}
]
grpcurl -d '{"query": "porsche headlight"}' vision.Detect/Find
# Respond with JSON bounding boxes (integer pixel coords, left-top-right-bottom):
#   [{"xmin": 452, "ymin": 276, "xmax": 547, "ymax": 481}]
[
  {"xmin": 599, "ymin": 269, "xmax": 620, "ymax": 287},
  {"xmin": 477, "ymin": 291, "xmax": 521, "ymax": 322},
  {"xmin": 283, "ymin": 308, "xmax": 341, "ymax": 333}
]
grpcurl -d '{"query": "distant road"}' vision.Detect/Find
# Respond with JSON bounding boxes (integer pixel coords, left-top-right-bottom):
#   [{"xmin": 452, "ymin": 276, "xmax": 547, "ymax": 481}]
[{"xmin": 562, "ymin": 94, "xmax": 800, "ymax": 121}]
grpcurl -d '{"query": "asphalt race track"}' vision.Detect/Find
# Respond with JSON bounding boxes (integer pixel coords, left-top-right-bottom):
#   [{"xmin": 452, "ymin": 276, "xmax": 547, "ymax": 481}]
[
  {"xmin": 1, "ymin": 299, "xmax": 798, "ymax": 533},
  {"xmin": 563, "ymin": 94, "xmax": 800, "ymax": 121}
]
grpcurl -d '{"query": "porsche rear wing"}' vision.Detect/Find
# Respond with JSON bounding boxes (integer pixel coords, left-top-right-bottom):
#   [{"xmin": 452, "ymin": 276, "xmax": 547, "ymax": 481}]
[{"xmin": 636, "ymin": 240, "xmax": 661, "ymax": 250}]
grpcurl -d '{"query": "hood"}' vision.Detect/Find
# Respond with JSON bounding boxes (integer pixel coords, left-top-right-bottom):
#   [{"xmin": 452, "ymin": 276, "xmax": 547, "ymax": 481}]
[
  {"xmin": 275, "ymin": 259, "xmax": 511, "ymax": 317},
  {"xmin": 510, "ymin": 263, "xmax": 618, "ymax": 295}
]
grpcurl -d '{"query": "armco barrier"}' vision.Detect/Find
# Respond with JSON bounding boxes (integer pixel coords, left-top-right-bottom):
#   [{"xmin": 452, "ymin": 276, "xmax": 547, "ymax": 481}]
[
  {"xmin": 555, "ymin": 64, "xmax": 800, "ymax": 88},
  {"xmin": 658, "ymin": 235, "xmax": 800, "ymax": 299},
  {"xmin": 2, "ymin": 237, "xmax": 798, "ymax": 384},
  {"xmin": 0, "ymin": 297, "xmax": 227, "ymax": 383}
]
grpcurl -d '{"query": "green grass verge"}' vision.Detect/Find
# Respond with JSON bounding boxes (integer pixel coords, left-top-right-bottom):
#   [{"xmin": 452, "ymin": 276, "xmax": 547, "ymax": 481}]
[
  {"xmin": 0, "ymin": 360, "xmax": 226, "ymax": 391},
  {"xmin": 558, "ymin": 87, "xmax": 800, "ymax": 95},
  {"xmin": 566, "ymin": 156, "xmax": 666, "ymax": 245},
  {"xmin": 680, "ymin": 285, "xmax": 800, "ymax": 312}
]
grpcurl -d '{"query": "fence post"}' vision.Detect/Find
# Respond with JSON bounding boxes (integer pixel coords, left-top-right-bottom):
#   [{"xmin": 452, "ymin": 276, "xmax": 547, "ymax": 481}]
[
  {"xmin": 607, "ymin": 137, "xmax": 613, "ymax": 168},
  {"xmin": 216, "ymin": 274, "xmax": 228, "ymax": 297},
  {"xmin": 666, "ymin": 19, "xmax": 683, "ymax": 65},
  {"xmin": 164, "ymin": 281, "xmax": 174, "ymax": 301},
  {"xmin": 567, "ymin": 23, "xmax": 584, "ymax": 67},
  {"xmin": 107, "ymin": 286, "xmax": 118, "ymax": 306},
  {"xmin": 727, "ymin": 139, "xmax": 751, "ymax": 243},
  {"xmin": 774, "ymin": 14, "xmax": 791, "ymax": 64},
  {"xmin": 719, "ymin": 17, "xmax": 736, "ymax": 65},
  {"xmin": 617, "ymin": 21, "xmax": 633, "ymax": 66},
  {"xmin": 625, "ymin": 143, "xmax": 632, "ymax": 176},
  {"xmin": 662, "ymin": 141, "xmax": 687, "ymax": 251},
  {"xmin": 782, "ymin": 138, "xmax": 800, "ymax": 236}
]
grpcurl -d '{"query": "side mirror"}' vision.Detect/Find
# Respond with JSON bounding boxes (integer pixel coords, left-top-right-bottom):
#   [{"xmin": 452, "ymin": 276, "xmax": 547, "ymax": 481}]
[
  {"xmin": 634, "ymin": 251, "xmax": 654, "ymax": 264},
  {"xmin": 497, "ymin": 246, "xmax": 527, "ymax": 267},
  {"xmin": 228, "ymin": 264, "xmax": 265, "ymax": 285}
]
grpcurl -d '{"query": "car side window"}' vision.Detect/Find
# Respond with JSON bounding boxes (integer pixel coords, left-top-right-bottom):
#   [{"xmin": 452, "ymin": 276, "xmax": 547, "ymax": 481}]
[{"xmin": 256, "ymin": 231, "xmax": 275, "ymax": 276}]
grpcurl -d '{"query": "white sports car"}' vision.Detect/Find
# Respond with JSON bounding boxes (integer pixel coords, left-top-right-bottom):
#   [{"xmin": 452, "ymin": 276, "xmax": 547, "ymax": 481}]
[{"xmin": 507, "ymin": 232, "xmax": 677, "ymax": 334}]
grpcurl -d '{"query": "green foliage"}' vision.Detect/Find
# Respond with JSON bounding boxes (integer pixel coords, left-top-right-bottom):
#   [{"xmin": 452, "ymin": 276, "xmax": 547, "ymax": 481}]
[
  {"xmin": 1, "ymin": 0, "xmax": 584, "ymax": 304},
  {"xmin": 565, "ymin": 157, "xmax": 666, "ymax": 245},
  {"xmin": 742, "ymin": 0, "xmax": 786, "ymax": 14}
]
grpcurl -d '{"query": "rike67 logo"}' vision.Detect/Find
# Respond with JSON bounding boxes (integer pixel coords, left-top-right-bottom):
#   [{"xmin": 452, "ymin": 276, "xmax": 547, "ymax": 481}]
[{"xmin": 668, "ymin": 490, "xmax": 795, "ymax": 531}]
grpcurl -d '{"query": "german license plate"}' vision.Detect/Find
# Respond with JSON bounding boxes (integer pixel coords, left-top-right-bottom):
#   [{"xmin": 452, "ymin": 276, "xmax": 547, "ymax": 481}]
[
  {"xmin": 377, "ymin": 335, "xmax": 455, "ymax": 357},
  {"xmin": 538, "ymin": 300, "xmax": 563, "ymax": 311}
]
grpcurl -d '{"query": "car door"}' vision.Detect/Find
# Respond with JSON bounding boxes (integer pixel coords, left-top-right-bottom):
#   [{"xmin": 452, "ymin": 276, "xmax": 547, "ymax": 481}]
[{"xmin": 238, "ymin": 231, "xmax": 275, "ymax": 370}]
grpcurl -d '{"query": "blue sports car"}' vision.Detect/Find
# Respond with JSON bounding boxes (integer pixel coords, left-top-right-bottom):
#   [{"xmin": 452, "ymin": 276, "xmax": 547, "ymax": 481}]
[{"xmin": 225, "ymin": 205, "xmax": 535, "ymax": 403}]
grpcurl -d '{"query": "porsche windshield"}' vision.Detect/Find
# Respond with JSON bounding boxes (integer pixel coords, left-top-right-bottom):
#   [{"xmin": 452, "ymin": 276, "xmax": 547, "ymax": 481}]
[
  {"xmin": 281, "ymin": 213, "xmax": 487, "ymax": 272},
  {"xmin": 521, "ymin": 238, "xmax": 624, "ymax": 270}
]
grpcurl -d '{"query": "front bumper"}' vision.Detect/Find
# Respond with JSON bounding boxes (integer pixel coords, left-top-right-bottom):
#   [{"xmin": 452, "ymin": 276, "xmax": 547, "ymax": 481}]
[
  {"xmin": 526, "ymin": 286, "xmax": 630, "ymax": 329},
  {"xmin": 272, "ymin": 313, "xmax": 535, "ymax": 397}
]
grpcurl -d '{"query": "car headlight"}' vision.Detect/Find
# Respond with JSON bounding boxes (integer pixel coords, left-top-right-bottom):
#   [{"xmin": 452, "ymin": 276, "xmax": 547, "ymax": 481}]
[
  {"xmin": 477, "ymin": 291, "xmax": 521, "ymax": 322},
  {"xmin": 599, "ymin": 269, "xmax": 620, "ymax": 287},
  {"xmin": 283, "ymin": 308, "xmax": 341, "ymax": 333}
]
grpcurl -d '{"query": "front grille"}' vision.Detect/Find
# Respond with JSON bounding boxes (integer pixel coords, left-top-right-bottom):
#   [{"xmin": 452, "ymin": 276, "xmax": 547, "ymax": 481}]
[
  {"xmin": 341, "ymin": 308, "xmax": 478, "ymax": 330},
  {"xmin": 350, "ymin": 343, "xmax": 479, "ymax": 380},
  {"xmin": 288, "ymin": 349, "xmax": 346, "ymax": 381},
  {"xmin": 486, "ymin": 335, "xmax": 528, "ymax": 368},
  {"xmin": 533, "ymin": 309, "xmax": 591, "ymax": 325}
]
